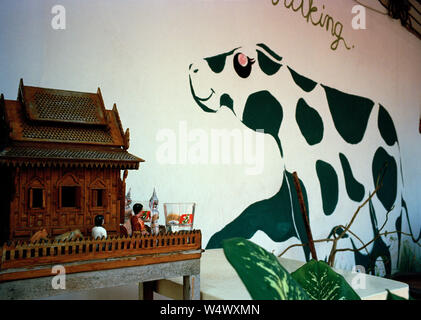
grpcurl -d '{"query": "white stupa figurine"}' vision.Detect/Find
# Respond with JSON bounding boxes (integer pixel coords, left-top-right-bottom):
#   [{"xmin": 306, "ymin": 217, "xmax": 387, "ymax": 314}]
[
  {"xmin": 125, "ymin": 188, "xmax": 132, "ymax": 210},
  {"xmin": 149, "ymin": 188, "xmax": 159, "ymax": 235},
  {"xmin": 92, "ymin": 214, "xmax": 107, "ymax": 239}
]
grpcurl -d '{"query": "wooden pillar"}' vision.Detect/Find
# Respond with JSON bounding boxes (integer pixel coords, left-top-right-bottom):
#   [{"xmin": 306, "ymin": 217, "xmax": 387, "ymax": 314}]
[
  {"xmin": 119, "ymin": 170, "xmax": 128, "ymax": 225},
  {"xmin": 139, "ymin": 281, "xmax": 155, "ymax": 300},
  {"xmin": 183, "ymin": 274, "xmax": 200, "ymax": 300}
]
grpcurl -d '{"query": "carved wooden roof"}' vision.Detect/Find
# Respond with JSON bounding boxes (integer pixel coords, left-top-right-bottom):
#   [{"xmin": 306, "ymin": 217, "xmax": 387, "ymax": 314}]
[
  {"xmin": 0, "ymin": 143, "xmax": 140, "ymax": 169},
  {"xmin": 0, "ymin": 80, "xmax": 144, "ymax": 169},
  {"xmin": 22, "ymin": 86, "xmax": 108, "ymax": 126}
]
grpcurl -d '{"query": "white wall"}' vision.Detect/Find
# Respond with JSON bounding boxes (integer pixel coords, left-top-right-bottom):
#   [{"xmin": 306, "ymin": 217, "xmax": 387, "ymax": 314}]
[{"xmin": 0, "ymin": 0, "xmax": 420, "ymax": 277}]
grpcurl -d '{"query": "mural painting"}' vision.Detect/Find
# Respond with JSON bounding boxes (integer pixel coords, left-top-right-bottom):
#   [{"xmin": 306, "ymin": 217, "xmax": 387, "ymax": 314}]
[
  {"xmin": 189, "ymin": 43, "xmax": 420, "ymax": 274},
  {"xmin": 0, "ymin": 1, "xmax": 419, "ymax": 283}
]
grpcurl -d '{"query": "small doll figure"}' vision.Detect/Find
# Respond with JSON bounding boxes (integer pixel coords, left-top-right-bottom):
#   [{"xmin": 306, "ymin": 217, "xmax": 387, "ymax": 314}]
[
  {"xmin": 92, "ymin": 214, "xmax": 107, "ymax": 239},
  {"xmin": 131, "ymin": 203, "xmax": 148, "ymax": 235},
  {"xmin": 149, "ymin": 188, "xmax": 159, "ymax": 235},
  {"xmin": 122, "ymin": 189, "xmax": 134, "ymax": 236},
  {"xmin": 124, "ymin": 188, "xmax": 133, "ymax": 219}
]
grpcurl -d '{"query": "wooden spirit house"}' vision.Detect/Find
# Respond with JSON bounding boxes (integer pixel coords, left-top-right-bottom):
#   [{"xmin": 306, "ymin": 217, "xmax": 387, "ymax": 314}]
[{"xmin": 0, "ymin": 80, "xmax": 144, "ymax": 243}]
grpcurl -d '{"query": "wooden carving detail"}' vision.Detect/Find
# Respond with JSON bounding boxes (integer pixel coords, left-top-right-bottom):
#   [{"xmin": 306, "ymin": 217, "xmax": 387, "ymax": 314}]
[
  {"xmin": 0, "ymin": 230, "xmax": 203, "ymax": 282},
  {"xmin": 27, "ymin": 177, "xmax": 46, "ymax": 211},
  {"xmin": 0, "ymin": 81, "xmax": 143, "ymax": 244},
  {"xmin": 124, "ymin": 128, "xmax": 130, "ymax": 150},
  {"xmin": 89, "ymin": 177, "xmax": 107, "ymax": 210}
]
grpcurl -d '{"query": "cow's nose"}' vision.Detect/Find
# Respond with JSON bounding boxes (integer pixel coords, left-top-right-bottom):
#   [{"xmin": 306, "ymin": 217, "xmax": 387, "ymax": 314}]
[{"xmin": 189, "ymin": 64, "xmax": 199, "ymax": 74}]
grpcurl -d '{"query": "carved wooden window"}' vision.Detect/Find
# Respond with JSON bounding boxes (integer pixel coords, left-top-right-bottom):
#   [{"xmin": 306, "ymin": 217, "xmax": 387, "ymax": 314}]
[
  {"xmin": 29, "ymin": 188, "xmax": 45, "ymax": 209},
  {"xmin": 89, "ymin": 178, "xmax": 107, "ymax": 209},
  {"xmin": 92, "ymin": 189, "xmax": 105, "ymax": 207},
  {"xmin": 28, "ymin": 178, "xmax": 45, "ymax": 210},
  {"xmin": 58, "ymin": 174, "xmax": 81, "ymax": 209},
  {"xmin": 60, "ymin": 186, "xmax": 81, "ymax": 208}
]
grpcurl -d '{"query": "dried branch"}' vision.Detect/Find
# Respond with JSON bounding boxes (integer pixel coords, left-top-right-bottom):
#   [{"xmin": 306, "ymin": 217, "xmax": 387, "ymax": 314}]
[
  {"xmin": 326, "ymin": 163, "xmax": 388, "ymax": 266},
  {"xmin": 292, "ymin": 171, "xmax": 318, "ymax": 260},
  {"xmin": 335, "ymin": 230, "xmax": 421, "ymax": 254},
  {"xmin": 278, "ymin": 230, "xmax": 420, "ymax": 261},
  {"xmin": 278, "ymin": 163, "xmax": 417, "ymax": 268},
  {"xmin": 278, "ymin": 238, "xmax": 334, "ymax": 258},
  {"xmin": 327, "ymin": 186, "xmax": 381, "ymax": 266},
  {"xmin": 337, "ymin": 186, "xmax": 381, "ymax": 242},
  {"xmin": 335, "ymin": 225, "xmax": 370, "ymax": 255}
]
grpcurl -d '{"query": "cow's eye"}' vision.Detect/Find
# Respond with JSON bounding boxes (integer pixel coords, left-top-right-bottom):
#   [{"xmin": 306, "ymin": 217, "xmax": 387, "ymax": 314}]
[{"xmin": 233, "ymin": 53, "xmax": 255, "ymax": 78}]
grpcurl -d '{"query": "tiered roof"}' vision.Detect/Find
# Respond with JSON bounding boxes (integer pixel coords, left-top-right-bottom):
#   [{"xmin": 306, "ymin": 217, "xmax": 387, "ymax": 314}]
[{"xmin": 0, "ymin": 80, "xmax": 143, "ymax": 169}]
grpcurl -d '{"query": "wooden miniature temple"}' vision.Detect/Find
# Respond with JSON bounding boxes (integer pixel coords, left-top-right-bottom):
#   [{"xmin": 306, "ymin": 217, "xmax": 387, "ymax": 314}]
[{"xmin": 0, "ymin": 79, "xmax": 144, "ymax": 244}]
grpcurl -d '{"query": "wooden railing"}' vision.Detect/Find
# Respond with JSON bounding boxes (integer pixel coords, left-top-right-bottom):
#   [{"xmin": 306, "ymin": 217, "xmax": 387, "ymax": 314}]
[{"xmin": 0, "ymin": 230, "xmax": 202, "ymax": 271}]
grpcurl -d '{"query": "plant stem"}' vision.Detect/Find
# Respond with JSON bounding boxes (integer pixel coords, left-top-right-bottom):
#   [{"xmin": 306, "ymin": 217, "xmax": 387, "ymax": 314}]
[
  {"xmin": 334, "ymin": 231, "xmax": 421, "ymax": 254},
  {"xmin": 327, "ymin": 163, "xmax": 389, "ymax": 266},
  {"xmin": 292, "ymin": 171, "xmax": 318, "ymax": 261},
  {"xmin": 278, "ymin": 238, "xmax": 333, "ymax": 258}
]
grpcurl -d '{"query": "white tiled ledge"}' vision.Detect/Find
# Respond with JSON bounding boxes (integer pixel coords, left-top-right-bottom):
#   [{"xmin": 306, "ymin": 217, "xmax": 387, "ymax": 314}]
[
  {"xmin": 42, "ymin": 248, "xmax": 409, "ymax": 300},
  {"xmin": 156, "ymin": 248, "xmax": 409, "ymax": 300}
]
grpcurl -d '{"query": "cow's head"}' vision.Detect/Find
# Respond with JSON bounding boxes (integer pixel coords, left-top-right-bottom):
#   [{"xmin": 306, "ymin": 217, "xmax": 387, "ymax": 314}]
[{"xmin": 189, "ymin": 43, "xmax": 285, "ymax": 155}]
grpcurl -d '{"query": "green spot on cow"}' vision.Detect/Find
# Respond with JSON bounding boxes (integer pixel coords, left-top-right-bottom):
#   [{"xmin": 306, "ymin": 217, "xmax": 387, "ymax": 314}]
[
  {"xmin": 339, "ymin": 153, "xmax": 365, "ymax": 202},
  {"xmin": 372, "ymin": 147, "xmax": 397, "ymax": 211},
  {"xmin": 378, "ymin": 104, "xmax": 398, "ymax": 146},
  {"xmin": 295, "ymin": 98, "xmax": 324, "ymax": 145},
  {"xmin": 316, "ymin": 160, "xmax": 339, "ymax": 216},
  {"xmin": 257, "ymin": 50, "xmax": 282, "ymax": 76},
  {"xmin": 242, "ymin": 90, "xmax": 284, "ymax": 156},
  {"xmin": 288, "ymin": 67, "xmax": 317, "ymax": 92},
  {"xmin": 220, "ymin": 93, "xmax": 234, "ymax": 114},
  {"xmin": 322, "ymin": 85, "xmax": 374, "ymax": 144}
]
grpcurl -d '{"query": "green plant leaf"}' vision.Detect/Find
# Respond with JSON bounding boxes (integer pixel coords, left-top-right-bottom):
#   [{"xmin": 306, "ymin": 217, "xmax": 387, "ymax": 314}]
[
  {"xmin": 222, "ymin": 237, "xmax": 309, "ymax": 300},
  {"xmin": 386, "ymin": 289, "xmax": 408, "ymax": 300},
  {"xmin": 291, "ymin": 260, "xmax": 361, "ymax": 300}
]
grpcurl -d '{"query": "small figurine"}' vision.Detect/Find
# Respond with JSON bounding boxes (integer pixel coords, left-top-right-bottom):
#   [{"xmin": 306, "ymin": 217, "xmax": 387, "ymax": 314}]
[
  {"xmin": 122, "ymin": 189, "xmax": 134, "ymax": 235},
  {"xmin": 131, "ymin": 203, "xmax": 148, "ymax": 235},
  {"xmin": 119, "ymin": 224, "xmax": 129, "ymax": 236},
  {"xmin": 125, "ymin": 188, "xmax": 133, "ymax": 218},
  {"xmin": 55, "ymin": 229, "xmax": 84, "ymax": 242},
  {"xmin": 30, "ymin": 228, "xmax": 49, "ymax": 243},
  {"xmin": 91, "ymin": 215, "xmax": 107, "ymax": 239},
  {"xmin": 149, "ymin": 188, "xmax": 159, "ymax": 235}
]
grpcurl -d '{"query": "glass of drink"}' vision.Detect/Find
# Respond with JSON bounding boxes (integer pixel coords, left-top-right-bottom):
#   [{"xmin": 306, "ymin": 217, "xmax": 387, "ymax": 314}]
[{"xmin": 163, "ymin": 203, "xmax": 196, "ymax": 232}]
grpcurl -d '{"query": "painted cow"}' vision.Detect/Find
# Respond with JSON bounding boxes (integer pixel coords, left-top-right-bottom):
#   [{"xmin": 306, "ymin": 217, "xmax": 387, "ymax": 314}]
[{"xmin": 189, "ymin": 43, "xmax": 420, "ymax": 274}]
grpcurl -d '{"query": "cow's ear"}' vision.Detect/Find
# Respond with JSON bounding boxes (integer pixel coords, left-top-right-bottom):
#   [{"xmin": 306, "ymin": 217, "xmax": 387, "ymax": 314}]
[
  {"xmin": 256, "ymin": 43, "xmax": 283, "ymax": 61},
  {"xmin": 205, "ymin": 53, "xmax": 228, "ymax": 73},
  {"xmin": 204, "ymin": 48, "xmax": 238, "ymax": 74},
  {"xmin": 256, "ymin": 50, "xmax": 282, "ymax": 76}
]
